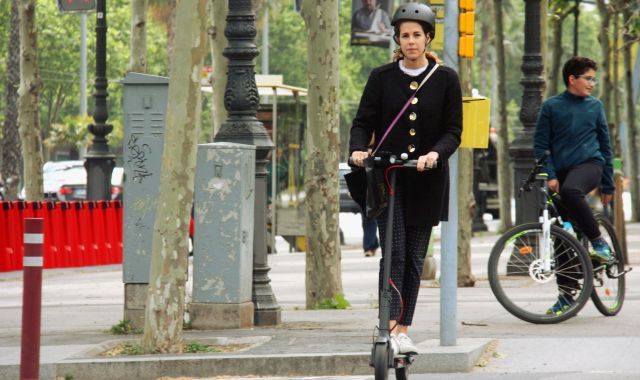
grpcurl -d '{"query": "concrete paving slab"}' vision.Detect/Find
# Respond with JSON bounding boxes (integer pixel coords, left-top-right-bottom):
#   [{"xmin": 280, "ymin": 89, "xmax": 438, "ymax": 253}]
[
  {"xmin": 0, "ymin": 221, "xmax": 638, "ymax": 379},
  {"xmin": 474, "ymin": 337, "xmax": 640, "ymax": 374}
]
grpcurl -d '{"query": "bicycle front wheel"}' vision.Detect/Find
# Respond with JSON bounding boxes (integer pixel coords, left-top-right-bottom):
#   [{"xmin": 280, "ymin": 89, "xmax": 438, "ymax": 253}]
[
  {"xmin": 488, "ymin": 222, "xmax": 593, "ymax": 324},
  {"xmin": 587, "ymin": 213, "xmax": 625, "ymax": 316}
]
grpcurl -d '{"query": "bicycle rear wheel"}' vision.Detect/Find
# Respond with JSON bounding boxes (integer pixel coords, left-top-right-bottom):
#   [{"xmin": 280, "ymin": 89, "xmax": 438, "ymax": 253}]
[
  {"xmin": 488, "ymin": 222, "xmax": 593, "ymax": 324},
  {"xmin": 586, "ymin": 213, "xmax": 625, "ymax": 316}
]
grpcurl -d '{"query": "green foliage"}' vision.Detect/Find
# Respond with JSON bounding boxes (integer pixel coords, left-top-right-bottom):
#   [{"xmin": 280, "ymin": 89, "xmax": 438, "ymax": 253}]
[
  {"xmin": 2, "ymin": 0, "xmax": 636, "ymax": 165},
  {"xmin": 44, "ymin": 115, "xmax": 124, "ymax": 157},
  {"xmin": 44, "ymin": 115, "xmax": 92, "ymax": 150},
  {"xmin": 0, "ymin": 2, "xmax": 168, "ymax": 162},
  {"xmin": 265, "ymin": 0, "xmax": 391, "ymax": 160},
  {"xmin": 184, "ymin": 341, "xmax": 217, "ymax": 353},
  {"xmin": 109, "ymin": 320, "xmax": 138, "ymax": 335},
  {"xmin": 313, "ymin": 293, "xmax": 351, "ymax": 309}
]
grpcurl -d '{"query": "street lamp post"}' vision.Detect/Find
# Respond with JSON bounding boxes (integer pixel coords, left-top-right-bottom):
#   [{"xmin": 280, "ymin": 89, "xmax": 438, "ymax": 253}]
[
  {"xmin": 509, "ymin": 0, "xmax": 545, "ymax": 225},
  {"xmin": 85, "ymin": 0, "xmax": 115, "ymax": 200},
  {"xmin": 213, "ymin": 0, "xmax": 280, "ymax": 326}
]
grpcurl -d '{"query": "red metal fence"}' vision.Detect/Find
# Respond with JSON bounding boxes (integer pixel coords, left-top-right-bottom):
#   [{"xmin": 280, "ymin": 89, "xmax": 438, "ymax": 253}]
[{"xmin": 0, "ymin": 201, "xmax": 122, "ymax": 272}]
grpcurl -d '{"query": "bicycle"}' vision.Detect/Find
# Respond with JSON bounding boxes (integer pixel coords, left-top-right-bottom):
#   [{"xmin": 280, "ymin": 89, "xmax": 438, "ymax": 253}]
[{"xmin": 487, "ymin": 153, "xmax": 631, "ymax": 324}]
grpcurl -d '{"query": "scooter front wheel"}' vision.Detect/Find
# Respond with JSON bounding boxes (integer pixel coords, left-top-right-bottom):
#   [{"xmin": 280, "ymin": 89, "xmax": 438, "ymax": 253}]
[{"xmin": 373, "ymin": 343, "xmax": 389, "ymax": 380}]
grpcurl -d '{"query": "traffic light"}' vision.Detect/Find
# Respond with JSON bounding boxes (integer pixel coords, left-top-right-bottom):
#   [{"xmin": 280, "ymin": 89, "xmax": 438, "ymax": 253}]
[
  {"xmin": 458, "ymin": 0, "xmax": 475, "ymax": 59},
  {"xmin": 430, "ymin": 0, "xmax": 445, "ymax": 51},
  {"xmin": 56, "ymin": 0, "xmax": 96, "ymax": 13}
]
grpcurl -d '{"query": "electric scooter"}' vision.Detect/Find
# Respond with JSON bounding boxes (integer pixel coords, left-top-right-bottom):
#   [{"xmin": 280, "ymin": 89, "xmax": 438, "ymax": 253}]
[{"xmin": 352, "ymin": 153, "xmax": 432, "ymax": 380}]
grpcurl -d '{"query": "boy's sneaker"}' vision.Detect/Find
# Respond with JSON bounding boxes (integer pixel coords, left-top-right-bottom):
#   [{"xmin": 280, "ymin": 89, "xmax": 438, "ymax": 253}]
[
  {"xmin": 590, "ymin": 238, "xmax": 614, "ymax": 264},
  {"xmin": 395, "ymin": 333, "xmax": 418, "ymax": 355},
  {"xmin": 546, "ymin": 294, "xmax": 575, "ymax": 315}
]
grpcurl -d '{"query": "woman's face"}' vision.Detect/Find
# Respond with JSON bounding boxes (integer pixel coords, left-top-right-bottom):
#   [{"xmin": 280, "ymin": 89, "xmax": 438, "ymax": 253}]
[{"xmin": 398, "ymin": 21, "xmax": 428, "ymax": 62}]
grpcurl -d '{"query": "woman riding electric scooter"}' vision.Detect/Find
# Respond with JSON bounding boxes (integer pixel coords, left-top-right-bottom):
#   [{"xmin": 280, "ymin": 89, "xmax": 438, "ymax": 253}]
[{"xmin": 349, "ymin": 3, "xmax": 462, "ymax": 376}]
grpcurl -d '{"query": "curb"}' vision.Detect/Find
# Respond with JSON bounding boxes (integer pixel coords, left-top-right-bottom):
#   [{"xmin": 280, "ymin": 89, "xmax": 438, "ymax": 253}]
[{"xmin": 0, "ymin": 338, "xmax": 494, "ymax": 380}]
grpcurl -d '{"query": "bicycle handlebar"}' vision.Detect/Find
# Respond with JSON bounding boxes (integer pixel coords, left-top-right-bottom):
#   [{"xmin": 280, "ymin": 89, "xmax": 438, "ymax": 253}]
[{"xmin": 520, "ymin": 150, "xmax": 550, "ymax": 194}]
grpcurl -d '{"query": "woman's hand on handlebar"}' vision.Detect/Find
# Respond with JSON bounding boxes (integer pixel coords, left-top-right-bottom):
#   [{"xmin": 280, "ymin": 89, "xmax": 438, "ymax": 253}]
[
  {"xmin": 418, "ymin": 151, "xmax": 439, "ymax": 172},
  {"xmin": 350, "ymin": 151, "xmax": 368, "ymax": 167},
  {"xmin": 548, "ymin": 179, "xmax": 560, "ymax": 193}
]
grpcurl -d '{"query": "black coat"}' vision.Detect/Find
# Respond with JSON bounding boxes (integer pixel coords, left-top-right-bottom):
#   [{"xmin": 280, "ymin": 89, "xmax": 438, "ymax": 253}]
[{"xmin": 349, "ymin": 60, "xmax": 463, "ymax": 226}]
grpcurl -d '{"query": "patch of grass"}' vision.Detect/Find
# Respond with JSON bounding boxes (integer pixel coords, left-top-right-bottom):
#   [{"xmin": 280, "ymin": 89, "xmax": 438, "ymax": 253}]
[
  {"xmin": 102, "ymin": 343, "xmax": 145, "ymax": 356},
  {"xmin": 184, "ymin": 341, "xmax": 217, "ymax": 353},
  {"xmin": 109, "ymin": 320, "xmax": 139, "ymax": 335},
  {"xmin": 121, "ymin": 343, "xmax": 144, "ymax": 355},
  {"xmin": 314, "ymin": 293, "xmax": 351, "ymax": 309},
  {"xmin": 101, "ymin": 341, "xmax": 251, "ymax": 357}
]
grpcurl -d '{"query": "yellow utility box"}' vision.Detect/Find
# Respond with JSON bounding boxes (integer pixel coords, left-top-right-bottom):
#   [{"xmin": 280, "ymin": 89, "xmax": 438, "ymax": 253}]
[{"xmin": 460, "ymin": 97, "xmax": 491, "ymax": 149}]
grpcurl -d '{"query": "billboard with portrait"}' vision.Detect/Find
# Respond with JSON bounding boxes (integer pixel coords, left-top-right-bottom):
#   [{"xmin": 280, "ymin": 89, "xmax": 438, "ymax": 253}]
[{"xmin": 350, "ymin": 0, "xmax": 394, "ymax": 48}]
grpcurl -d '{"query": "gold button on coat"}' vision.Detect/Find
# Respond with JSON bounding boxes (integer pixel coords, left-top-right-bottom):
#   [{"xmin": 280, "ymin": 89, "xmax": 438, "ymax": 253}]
[
  {"xmin": 409, "ymin": 128, "xmax": 416, "ymax": 136},
  {"xmin": 411, "ymin": 97, "xmax": 419, "ymax": 105},
  {"xmin": 408, "ymin": 144, "xmax": 416, "ymax": 152},
  {"xmin": 409, "ymin": 81, "xmax": 419, "ymax": 90},
  {"xmin": 409, "ymin": 112, "xmax": 417, "ymax": 121}
]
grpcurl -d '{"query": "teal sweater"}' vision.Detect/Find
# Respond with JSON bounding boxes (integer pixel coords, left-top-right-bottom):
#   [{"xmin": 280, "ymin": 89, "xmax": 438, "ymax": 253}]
[{"xmin": 534, "ymin": 91, "xmax": 614, "ymax": 194}]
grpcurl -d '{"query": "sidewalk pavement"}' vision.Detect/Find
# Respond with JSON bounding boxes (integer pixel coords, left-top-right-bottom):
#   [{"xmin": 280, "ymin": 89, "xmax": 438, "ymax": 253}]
[{"xmin": 0, "ymin": 219, "xmax": 639, "ymax": 379}]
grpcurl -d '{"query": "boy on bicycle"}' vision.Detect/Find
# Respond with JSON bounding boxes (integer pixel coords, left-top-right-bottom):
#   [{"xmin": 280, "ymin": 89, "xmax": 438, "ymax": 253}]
[{"xmin": 534, "ymin": 56, "xmax": 615, "ymax": 314}]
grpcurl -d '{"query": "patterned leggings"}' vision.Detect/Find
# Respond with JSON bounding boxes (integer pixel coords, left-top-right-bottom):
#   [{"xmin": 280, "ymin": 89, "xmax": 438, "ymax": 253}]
[{"xmin": 377, "ymin": 185, "xmax": 432, "ymax": 326}]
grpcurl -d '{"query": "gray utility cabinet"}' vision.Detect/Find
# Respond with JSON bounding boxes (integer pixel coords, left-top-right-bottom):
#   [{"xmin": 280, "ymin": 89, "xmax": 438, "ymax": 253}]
[
  {"xmin": 121, "ymin": 72, "xmax": 169, "ymax": 284},
  {"xmin": 192, "ymin": 143, "xmax": 256, "ymax": 304}
]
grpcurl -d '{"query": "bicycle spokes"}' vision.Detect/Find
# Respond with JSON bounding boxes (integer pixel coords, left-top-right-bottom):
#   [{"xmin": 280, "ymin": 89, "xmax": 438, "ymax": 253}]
[{"xmin": 488, "ymin": 223, "xmax": 593, "ymax": 324}]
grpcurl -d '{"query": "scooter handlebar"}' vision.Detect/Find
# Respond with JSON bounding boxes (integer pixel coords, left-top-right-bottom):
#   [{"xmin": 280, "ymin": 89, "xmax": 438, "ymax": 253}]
[{"xmin": 347, "ymin": 156, "xmax": 437, "ymax": 169}]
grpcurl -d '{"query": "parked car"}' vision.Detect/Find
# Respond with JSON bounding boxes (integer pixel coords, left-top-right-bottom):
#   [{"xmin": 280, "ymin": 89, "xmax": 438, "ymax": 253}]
[
  {"xmin": 339, "ymin": 163, "xmax": 362, "ymax": 214},
  {"xmin": 20, "ymin": 161, "xmax": 124, "ymax": 201},
  {"xmin": 110, "ymin": 166, "xmax": 124, "ymax": 201}
]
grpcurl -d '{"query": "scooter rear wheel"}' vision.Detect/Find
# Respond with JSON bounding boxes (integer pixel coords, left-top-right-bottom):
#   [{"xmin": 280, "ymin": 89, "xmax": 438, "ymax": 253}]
[{"xmin": 373, "ymin": 343, "xmax": 389, "ymax": 380}]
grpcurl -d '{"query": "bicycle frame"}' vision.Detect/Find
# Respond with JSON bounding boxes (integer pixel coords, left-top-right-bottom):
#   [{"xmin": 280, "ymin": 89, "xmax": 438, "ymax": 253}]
[
  {"xmin": 520, "ymin": 154, "xmax": 571, "ymax": 282},
  {"xmin": 536, "ymin": 173, "xmax": 561, "ymax": 275}
]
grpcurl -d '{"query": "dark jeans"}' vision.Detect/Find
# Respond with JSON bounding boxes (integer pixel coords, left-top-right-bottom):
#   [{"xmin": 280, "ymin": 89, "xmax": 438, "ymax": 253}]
[
  {"xmin": 377, "ymin": 185, "xmax": 432, "ymax": 326},
  {"xmin": 362, "ymin": 216, "xmax": 380, "ymax": 251},
  {"xmin": 554, "ymin": 161, "xmax": 602, "ymax": 293},
  {"xmin": 556, "ymin": 161, "xmax": 603, "ymax": 240}
]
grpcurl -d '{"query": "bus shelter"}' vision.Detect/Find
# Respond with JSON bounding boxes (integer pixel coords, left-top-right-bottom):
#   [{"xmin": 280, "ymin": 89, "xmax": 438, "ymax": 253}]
[
  {"xmin": 255, "ymin": 75, "xmax": 308, "ymax": 252},
  {"xmin": 204, "ymin": 75, "xmax": 308, "ymax": 252}
]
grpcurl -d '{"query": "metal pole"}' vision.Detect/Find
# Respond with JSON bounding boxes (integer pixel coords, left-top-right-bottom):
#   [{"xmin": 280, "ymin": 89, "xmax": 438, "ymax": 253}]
[
  {"xmin": 573, "ymin": 0, "xmax": 580, "ymax": 56},
  {"xmin": 80, "ymin": 13, "xmax": 88, "ymax": 116},
  {"xmin": 271, "ymin": 87, "xmax": 277, "ymax": 253},
  {"xmin": 214, "ymin": 0, "xmax": 280, "ymax": 326},
  {"xmin": 85, "ymin": 0, "xmax": 115, "ymax": 200},
  {"xmin": 20, "ymin": 218, "xmax": 44, "ymax": 380},
  {"xmin": 440, "ymin": 0, "xmax": 459, "ymax": 347},
  {"xmin": 262, "ymin": 6, "xmax": 269, "ymax": 75}
]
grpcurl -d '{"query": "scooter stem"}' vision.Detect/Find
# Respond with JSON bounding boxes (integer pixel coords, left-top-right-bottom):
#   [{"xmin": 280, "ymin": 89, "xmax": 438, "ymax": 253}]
[{"xmin": 378, "ymin": 169, "xmax": 396, "ymax": 338}]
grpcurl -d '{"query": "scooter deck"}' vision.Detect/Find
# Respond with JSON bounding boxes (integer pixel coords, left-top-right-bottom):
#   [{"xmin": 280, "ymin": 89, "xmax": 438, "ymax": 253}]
[{"xmin": 394, "ymin": 353, "xmax": 415, "ymax": 368}]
